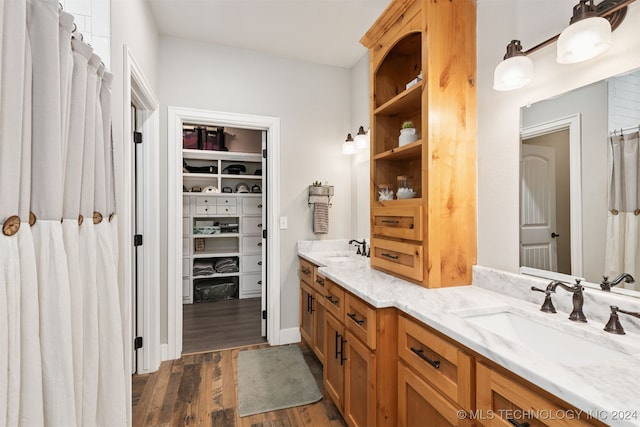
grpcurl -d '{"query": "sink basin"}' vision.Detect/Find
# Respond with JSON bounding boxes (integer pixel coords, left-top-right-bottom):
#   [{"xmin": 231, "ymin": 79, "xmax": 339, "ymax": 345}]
[
  {"xmin": 322, "ymin": 255, "xmax": 354, "ymax": 262},
  {"xmin": 452, "ymin": 306, "xmax": 636, "ymax": 366}
]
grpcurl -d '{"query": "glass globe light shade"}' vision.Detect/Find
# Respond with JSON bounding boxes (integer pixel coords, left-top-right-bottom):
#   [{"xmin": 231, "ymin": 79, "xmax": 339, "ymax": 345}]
[
  {"xmin": 342, "ymin": 133, "xmax": 356, "ymax": 155},
  {"xmin": 354, "ymin": 126, "xmax": 369, "ymax": 150},
  {"xmin": 493, "ymin": 55, "xmax": 534, "ymax": 91},
  {"xmin": 557, "ymin": 16, "xmax": 612, "ymax": 64}
]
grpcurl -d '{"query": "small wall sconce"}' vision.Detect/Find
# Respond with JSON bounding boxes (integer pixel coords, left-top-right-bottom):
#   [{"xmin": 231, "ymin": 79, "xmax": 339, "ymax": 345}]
[
  {"xmin": 493, "ymin": 0, "xmax": 633, "ymax": 92},
  {"xmin": 342, "ymin": 126, "xmax": 369, "ymax": 154}
]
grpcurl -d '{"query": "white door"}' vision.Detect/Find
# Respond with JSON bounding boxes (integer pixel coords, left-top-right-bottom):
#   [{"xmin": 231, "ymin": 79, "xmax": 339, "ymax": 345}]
[{"xmin": 520, "ymin": 144, "xmax": 558, "ymax": 272}]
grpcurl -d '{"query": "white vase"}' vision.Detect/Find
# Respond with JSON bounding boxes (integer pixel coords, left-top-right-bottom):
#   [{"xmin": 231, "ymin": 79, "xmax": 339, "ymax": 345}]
[{"xmin": 399, "ymin": 128, "xmax": 418, "ymax": 146}]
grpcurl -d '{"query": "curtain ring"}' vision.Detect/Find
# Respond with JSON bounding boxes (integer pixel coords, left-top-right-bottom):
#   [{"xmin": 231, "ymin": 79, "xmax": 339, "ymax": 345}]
[
  {"xmin": 78, "ymin": 214, "xmax": 84, "ymax": 226},
  {"xmin": 611, "ymin": 209, "xmax": 619, "ymax": 215},
  {"xmin": 635, "ymin": 209, "xmax": 640, "ymax": 216},
  {"xmin": 109, "ymin": 212, "xmax": 115, "ymax": 222},
  {"xmin": 29, "ymin": 211, "xmax": 36, "ymax": 226},
  {"xmin": 93, "ymin": 212, "xmax": 103, "ymax": 224}
]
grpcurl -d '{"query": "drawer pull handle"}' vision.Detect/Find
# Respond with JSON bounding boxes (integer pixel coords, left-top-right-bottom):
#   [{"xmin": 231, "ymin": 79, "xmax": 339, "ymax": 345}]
[
  {"xmin": 507, "ymin": 420, "xmax": 530, "ymax": 427},
  {"xmin": 301, "ymin": 268, "xmax": 311, "ymax": 274},
  {"xmin": 347, "ymin": 313, "xmax": 364, "ymax": 326},
  {"xmin": 381, "ymin": 219, "xmax": 399, "ymax": 224},
  {"xmin": 257, "ymin": 223, "xmax": 262, "ymax": 228},
  {"xmin": 257, "ymin": 280, "xmax": 262, "ymax": 285},
  {"xmin": 315, "ymin": 278, "xmax": 324, "ymax": 286},
  {"xmin": 257, "ymin": 204, "xmax": 263, "ymax": 208},
  {"xmin": 325, "ymin": 295, "xmax": 339, "ymax": 306},
  {"xmin": 257, "ymin": 261, "xmax": 262, "ymax": 266},
  {"xmin": 381, "ymin": 252, "xmax": 399, "ymax": 260},
  {"xmin": 258, "ymin": 242, "xmax": 263, "ymax": 247},
  {"xmin": 410, "ymin": 347, "xmax": 440, "ymax": 369}
]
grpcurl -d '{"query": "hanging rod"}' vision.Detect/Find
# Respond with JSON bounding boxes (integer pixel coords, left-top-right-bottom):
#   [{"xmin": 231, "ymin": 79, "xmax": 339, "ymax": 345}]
[{"xmin": 609, "ymin": 124, "xmax": 640, "ymax": 135}]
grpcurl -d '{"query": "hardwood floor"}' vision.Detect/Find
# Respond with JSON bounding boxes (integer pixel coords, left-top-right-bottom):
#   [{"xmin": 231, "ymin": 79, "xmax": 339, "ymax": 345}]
[
  {"xmin": 182, "ymin": 298, "xmax": 266, "ymax": 355},
  {"xmin": 132, "ymin": 343, "xmax": 347, "ymax": 427}
]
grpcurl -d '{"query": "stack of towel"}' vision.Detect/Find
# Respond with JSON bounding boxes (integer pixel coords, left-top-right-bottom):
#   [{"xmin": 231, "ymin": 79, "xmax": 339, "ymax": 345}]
[
  {"xmin": 214, "ymin": 257, "xmax": 239, "ymax": 273},
  {"xmin": 193, "ymin": 260, "xmax": 215, "ymax": 276}
]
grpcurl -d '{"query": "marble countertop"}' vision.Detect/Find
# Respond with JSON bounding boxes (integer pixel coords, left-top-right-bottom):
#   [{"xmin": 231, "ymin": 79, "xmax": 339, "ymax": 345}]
[{"xmin": 298, "ymin": 242, "xmax": 640, "ymax": 426}]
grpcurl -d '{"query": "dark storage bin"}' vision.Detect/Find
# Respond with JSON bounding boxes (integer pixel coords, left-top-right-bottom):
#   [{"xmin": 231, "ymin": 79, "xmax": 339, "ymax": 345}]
[
  {"xmin": 202, "ymin": 127, "xmax": 227, "ymax": 151},
  {"xmin": 194, "ymin": 277, "xmax": 239, "ymax": 302},
  {"xmin": 183, "ymin": 127, "xmax": 200, "ymax": 149}
]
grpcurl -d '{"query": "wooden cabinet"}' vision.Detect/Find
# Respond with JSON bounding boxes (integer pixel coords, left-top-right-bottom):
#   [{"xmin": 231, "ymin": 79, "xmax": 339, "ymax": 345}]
[
  {"xmin": 321, "ymin": 278, "xmax": 398, "ymax": 427},
  {"xmin": 299, "ymin": 258, "xmax": 327, "ymax": 364},
  {"xmin": 397, "ymin": 314, "xmax": 474, "ymax": 426},
  {"xmin": 476, "ymin": 362, "xmax": 606, "ymax": 427},
  {"xmin": 361, "ymin": 0, "xmax": 477, "ymax": 288},
  {"xmin": 300, "ymin": 281, "xmax": 314, "ymax": 346}
]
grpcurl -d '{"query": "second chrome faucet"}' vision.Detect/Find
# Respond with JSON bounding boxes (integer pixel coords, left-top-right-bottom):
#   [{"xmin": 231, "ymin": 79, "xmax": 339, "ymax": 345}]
[{"xmin": 532, "ymin": 279, "xmax": 587, "ymax": 322}]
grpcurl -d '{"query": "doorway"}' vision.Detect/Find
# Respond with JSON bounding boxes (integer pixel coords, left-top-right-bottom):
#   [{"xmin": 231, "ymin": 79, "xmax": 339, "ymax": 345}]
[{"xmin": 167, "ymin": 107, "xmax": 282, "ymax": 361}]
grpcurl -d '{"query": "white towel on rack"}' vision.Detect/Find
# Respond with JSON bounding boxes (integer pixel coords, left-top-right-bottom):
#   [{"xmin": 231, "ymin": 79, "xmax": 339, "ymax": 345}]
[{"xmin": 313, "ymin": 202, "xmax": 329, "ymax": 234}]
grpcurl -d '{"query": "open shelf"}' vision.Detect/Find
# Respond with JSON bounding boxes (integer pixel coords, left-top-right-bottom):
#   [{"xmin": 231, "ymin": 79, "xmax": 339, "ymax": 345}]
[
  {"xmin": 374, "ymin": 82, "xmax": 422, "ymax": 117},
  {"xmin": 183, "ymin": 149, "xmax": 261, "ymax": 162},
  {"xmin": 374, "ymin": 139, "xmax": 422, "ymax": 161}
]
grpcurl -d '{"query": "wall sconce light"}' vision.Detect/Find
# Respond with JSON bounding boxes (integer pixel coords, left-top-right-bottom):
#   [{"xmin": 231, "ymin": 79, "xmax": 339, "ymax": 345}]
[
  {"xmin": 342, "ymin": 133, "xmax": 356, "ymax": 155},
  {"xmin": 342, "ymin": 125, "xmax": 370, "ymax": 154},
  {"xmin": 493, "ymin": 0, "xmax": 633, "ymax": 91},
  {"xmin": 353, "ymin": 126, "xmax": 369, "ymax": 150}
]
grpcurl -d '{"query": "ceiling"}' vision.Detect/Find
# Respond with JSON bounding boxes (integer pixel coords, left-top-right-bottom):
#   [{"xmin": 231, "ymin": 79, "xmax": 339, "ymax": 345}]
[{"xmin": 147, "ymin": 0, "xmax": 392, "ymax": 68}]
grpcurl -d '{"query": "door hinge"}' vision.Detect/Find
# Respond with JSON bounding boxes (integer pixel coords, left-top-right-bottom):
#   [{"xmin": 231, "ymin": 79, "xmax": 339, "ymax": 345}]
[
  {"xmin": 134, "ymin": 336, "xmax": 143, "ymax": 350},
  {"xmin": 262, "ymin": 310, "xmax": 267, "ymax": 320},
  {"xmin": 133, "ymin": 131, "xmax": 143, "ymax": 144},
  {"xmin": 262, "ymin": 148, "xmax": 267, "ymax": 158},
  {"xmin": 134, "ymin": 234, "xmax": 143, "ymax": 246},
  {"xmin": 262, "ymin": 229, "xmax": 267, "ymax": 239}
]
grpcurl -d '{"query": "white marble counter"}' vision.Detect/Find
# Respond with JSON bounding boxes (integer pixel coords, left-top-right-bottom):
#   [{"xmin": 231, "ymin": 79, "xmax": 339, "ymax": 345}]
[{"xmin": 298, "ymin": 241, "xmax": 640, "ymax": 426}]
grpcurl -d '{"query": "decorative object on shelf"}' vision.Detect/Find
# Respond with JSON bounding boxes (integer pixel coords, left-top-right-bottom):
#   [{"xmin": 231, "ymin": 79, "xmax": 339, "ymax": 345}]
[
  {"xmin": 222, "ymin": 186, "xmax": 233, "ymax": 193},
  {"xmin": 399, "ymin": 121, "xmax": 419, "ymax": 147},
  {"xmin": 378, "ymin": 183, "xmax": 394, "ymax": 201},
  {"xmin": 493, "ymin": 0, "xmax": 632, "ymax": 91},
  {"xmin": 191, "ymin": 186, "xmax": 202, "ymax": 192},
  {"xmin": 223, "ymin": 164, "xmax": 246, "ymax": 175},
  {"xmin": 183, "ymin": 161, "xmax": 218, "ymax": 174},
  {"xmin": 406, "ymin": 71, "xmax": 423, "ymax": 89},
  {"xmin": 235, "ymin": 183, "xmax": 250, "ymax": 193},
  {"xmin": 202, "ymin": 185, "xmax": 219, "ymax": 193},
  {"xmin": 251, "ymin": 184, "xmax": 262, "ymax": 193},
  {"xmin": 195, "ymin": 238, "xmax": 205, "ymax": 252},
  {"xmin": 396, "ymin": 175, "xmax": 416, "ymax": 199}
]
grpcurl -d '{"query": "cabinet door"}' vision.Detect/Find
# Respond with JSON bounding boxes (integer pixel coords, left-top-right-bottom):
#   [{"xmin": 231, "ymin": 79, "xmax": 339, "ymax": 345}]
[
  {"xmin": 344, "ymin": 331, "xmax": 376, "ymax": 427},
  {"xmin": 476, "ymin": 362, "xmax": 598, "ymax": 427},
  {"xmin": 324, "ymin": 312, "xmax": 345, "ymax": 411},
  {"xmin": 242, "ymin": 196, "xmax": 262, "ymax": 215},
  {"xmin": 300, "ymin": 281, "xmax": 314, "ymax": 346},
  {"xmin": 398, "ymin": 363, "xmax": 471, "ymax": 427},
  {"xmin": 312, "ymin": 292, "xmax": 326, "ymax": 365},
  {"xmin": 242, "ymin": 216, "xmax": 263, "ymax": 234}
]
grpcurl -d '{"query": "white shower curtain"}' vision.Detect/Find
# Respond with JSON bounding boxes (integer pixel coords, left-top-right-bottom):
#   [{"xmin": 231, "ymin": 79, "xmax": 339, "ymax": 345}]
[
  {"xmin": 0, "ymin": 0, "xmax": 126, "ymax": 425},
  {"xmin": 605, "ymin": 131, "xmax": 640, "ymax": 291}
]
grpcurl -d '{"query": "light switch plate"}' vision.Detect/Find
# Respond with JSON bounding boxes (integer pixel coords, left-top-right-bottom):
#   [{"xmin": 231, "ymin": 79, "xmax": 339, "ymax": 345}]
[{"xmin": 279, "ymin": 216, "xmax": 288, "ymax": 229}]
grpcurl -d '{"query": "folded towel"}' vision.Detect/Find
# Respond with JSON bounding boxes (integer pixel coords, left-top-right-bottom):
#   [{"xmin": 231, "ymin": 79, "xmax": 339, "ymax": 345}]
[{"xmin": 313, "ymin": 202, "xmax": 329, "ymax": 234}]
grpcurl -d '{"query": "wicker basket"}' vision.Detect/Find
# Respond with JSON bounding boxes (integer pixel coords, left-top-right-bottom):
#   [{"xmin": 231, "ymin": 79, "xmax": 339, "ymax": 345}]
[{"xmin": 194, "ymin": 238, "xmax": 205, "ymax": 252}]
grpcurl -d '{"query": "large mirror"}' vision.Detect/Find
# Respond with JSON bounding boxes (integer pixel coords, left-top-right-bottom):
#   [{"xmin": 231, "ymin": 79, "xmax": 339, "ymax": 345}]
[{"xmin": 520, "ymin": 68, "xmax": 640, "ymax": 295}]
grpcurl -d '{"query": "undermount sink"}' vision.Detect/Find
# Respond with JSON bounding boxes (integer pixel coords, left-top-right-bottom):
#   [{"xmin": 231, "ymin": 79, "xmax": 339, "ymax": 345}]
[
  {"xmin": 322, "ymin": 255, "xmax": 354, "ymax": 262},
  {"xmin": 451, "ymin": 306, "xmax": 637, "ymax": 366}
]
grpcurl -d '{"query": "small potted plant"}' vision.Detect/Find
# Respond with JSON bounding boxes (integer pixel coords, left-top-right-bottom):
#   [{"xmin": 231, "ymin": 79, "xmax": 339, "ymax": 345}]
[{"xmin": 399, "ymin": 120, "xmax": 419, "ymax": 147}]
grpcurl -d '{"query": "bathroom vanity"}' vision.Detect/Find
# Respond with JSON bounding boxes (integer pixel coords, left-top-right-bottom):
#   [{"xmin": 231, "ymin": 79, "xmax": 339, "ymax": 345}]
[{"xmin": 298, "ymin": 240, "xmax": 640, "ymax": 427}]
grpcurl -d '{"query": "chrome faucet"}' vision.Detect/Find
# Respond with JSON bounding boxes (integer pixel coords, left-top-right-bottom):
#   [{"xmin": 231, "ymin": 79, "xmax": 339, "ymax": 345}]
[
  {"xmin": 604, "ymin": 306, "xmax": 640, "ymax": 335},
  {"xmin": 349, "ymin": 239, "xmax": 369, "ymax": 257},
  {"xmin": 531, "ymin": 279, "xmax": 587, "ymax": 322},
  {"xmin": 600, "ymin": 273, "xmax": 635, "ymax": 291}
]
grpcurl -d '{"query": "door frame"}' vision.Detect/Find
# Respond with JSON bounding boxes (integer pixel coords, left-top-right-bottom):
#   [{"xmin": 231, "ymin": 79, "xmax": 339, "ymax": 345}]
[
  {"xmin": 123, "ymin": 46, "xmax": 161, "ymax": 376},
  {"xmin": 520, "ymin": 113, "xmax": 583, "ymax": 279},
  {"xmin": 166, "ymin": 107, "xmax": 282, "ymax": 360}
]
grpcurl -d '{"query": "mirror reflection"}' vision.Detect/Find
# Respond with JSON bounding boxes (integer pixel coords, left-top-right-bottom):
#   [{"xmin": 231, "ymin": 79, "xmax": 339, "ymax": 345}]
[{"xmin": 520, "ymin": 68, "xmax": 640, "ymax": 293}]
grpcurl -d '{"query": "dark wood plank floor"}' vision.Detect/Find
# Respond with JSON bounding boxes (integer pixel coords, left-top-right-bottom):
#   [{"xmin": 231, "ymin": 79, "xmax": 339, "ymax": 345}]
[
  {"xmin": 132, "ymin": 342, "xmax": 347, "ymax": 427},
  {"xmin": 183, "ymin": 298, "xmax": 266, "ymax": 355}
]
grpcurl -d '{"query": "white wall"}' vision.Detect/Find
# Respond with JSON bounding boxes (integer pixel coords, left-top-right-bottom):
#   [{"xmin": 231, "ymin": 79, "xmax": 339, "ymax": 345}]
[
  {"xmin": 521, "ymin": 82, "xmax": 608, "ymax": 283},
  {"xmin": 609, "ymin": 70, "xmax": 640, "ymax": 131},
  {"xmin": 61, "ymin": 0, "xmax": 111, "ymax": 67},
  {"xmin": 158, "ymin": 36, "xmax": 353, "ymax": 339},
  {"xmin": 477, "ymin": 1, "xmax": 640, "ymax": 279}
]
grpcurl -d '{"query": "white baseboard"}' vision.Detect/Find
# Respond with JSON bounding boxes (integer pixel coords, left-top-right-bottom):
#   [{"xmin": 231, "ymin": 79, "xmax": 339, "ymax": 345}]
[{"xmin": 278, "ymin": 327, "xmax": 301, "ymax": 345}]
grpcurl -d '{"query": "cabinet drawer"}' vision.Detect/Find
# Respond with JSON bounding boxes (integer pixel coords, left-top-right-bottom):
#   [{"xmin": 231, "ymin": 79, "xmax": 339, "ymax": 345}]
[
  {"xmin": 216, "ymin": 205, "xmax": 237, "ymax": 215},
  {"xmin": 299, "ymin": 257, "xmax": 314, "ymax": 285},
  {"xmin": 241, "ymin": 273, "xmax": 262, "ymax": 294},
  {"xmin": 370, "ymin": 237, "xmax": 423, "ymax": 282},
  {"xmin": 324, "ymin": 280, "xmax": 345, "ymax": 322},
  {"xmin": 216, "ymin": 196, "xmax": 237, "ymax": 206},
  {"xmin": 195, "ymin": 205, "xmax": 216, "ymax": 215},
  {"xmin": 242, "ymin": 197, "xmax": 263, "ymax": 214},
  {"xmin": 372, "ymin": 204, "xmax": 422, "ymax": 241},
  {"xmin": 313, "ymin": 269, "xmax": 327, "ymax": 296},
  {"xmin": 242, "ymin": 216, "xmax": 263, "ymax": 234},
  {"xmin": 195, "ymin": 196, "xmax": 216, "ymax": 206},
  {"xmin": 344, "ymin": 293, "xmax": 377, "ymax": 350},
  {"xmin": 476, "ymin": 362, "xmax": 602, "ymax": 427},
  {"xmin": 398, "ymin": 362, "xmax": 472, "ymax": 427},
  {"xmin": 242, "ymin": 235, "xmax": 262, "ymax": 254},
  {"xmin": 398, "ymin": 315, "xmax": 473, "ymax": 411},
  {"xmin": 242, "ymin": 254, "xmax": 262, "ymax": 273}
]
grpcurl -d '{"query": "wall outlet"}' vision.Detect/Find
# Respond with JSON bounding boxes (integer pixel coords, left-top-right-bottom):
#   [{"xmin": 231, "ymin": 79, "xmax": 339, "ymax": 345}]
[{"xmin": 279, "ymin": 216, "xmax": 288, "ymax": 229}]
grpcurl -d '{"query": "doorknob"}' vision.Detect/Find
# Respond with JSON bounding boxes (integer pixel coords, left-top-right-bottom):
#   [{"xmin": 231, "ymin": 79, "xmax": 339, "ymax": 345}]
[{"xmin": 551, "ymin": 232, "xmax": 560, "ymax": 238}]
